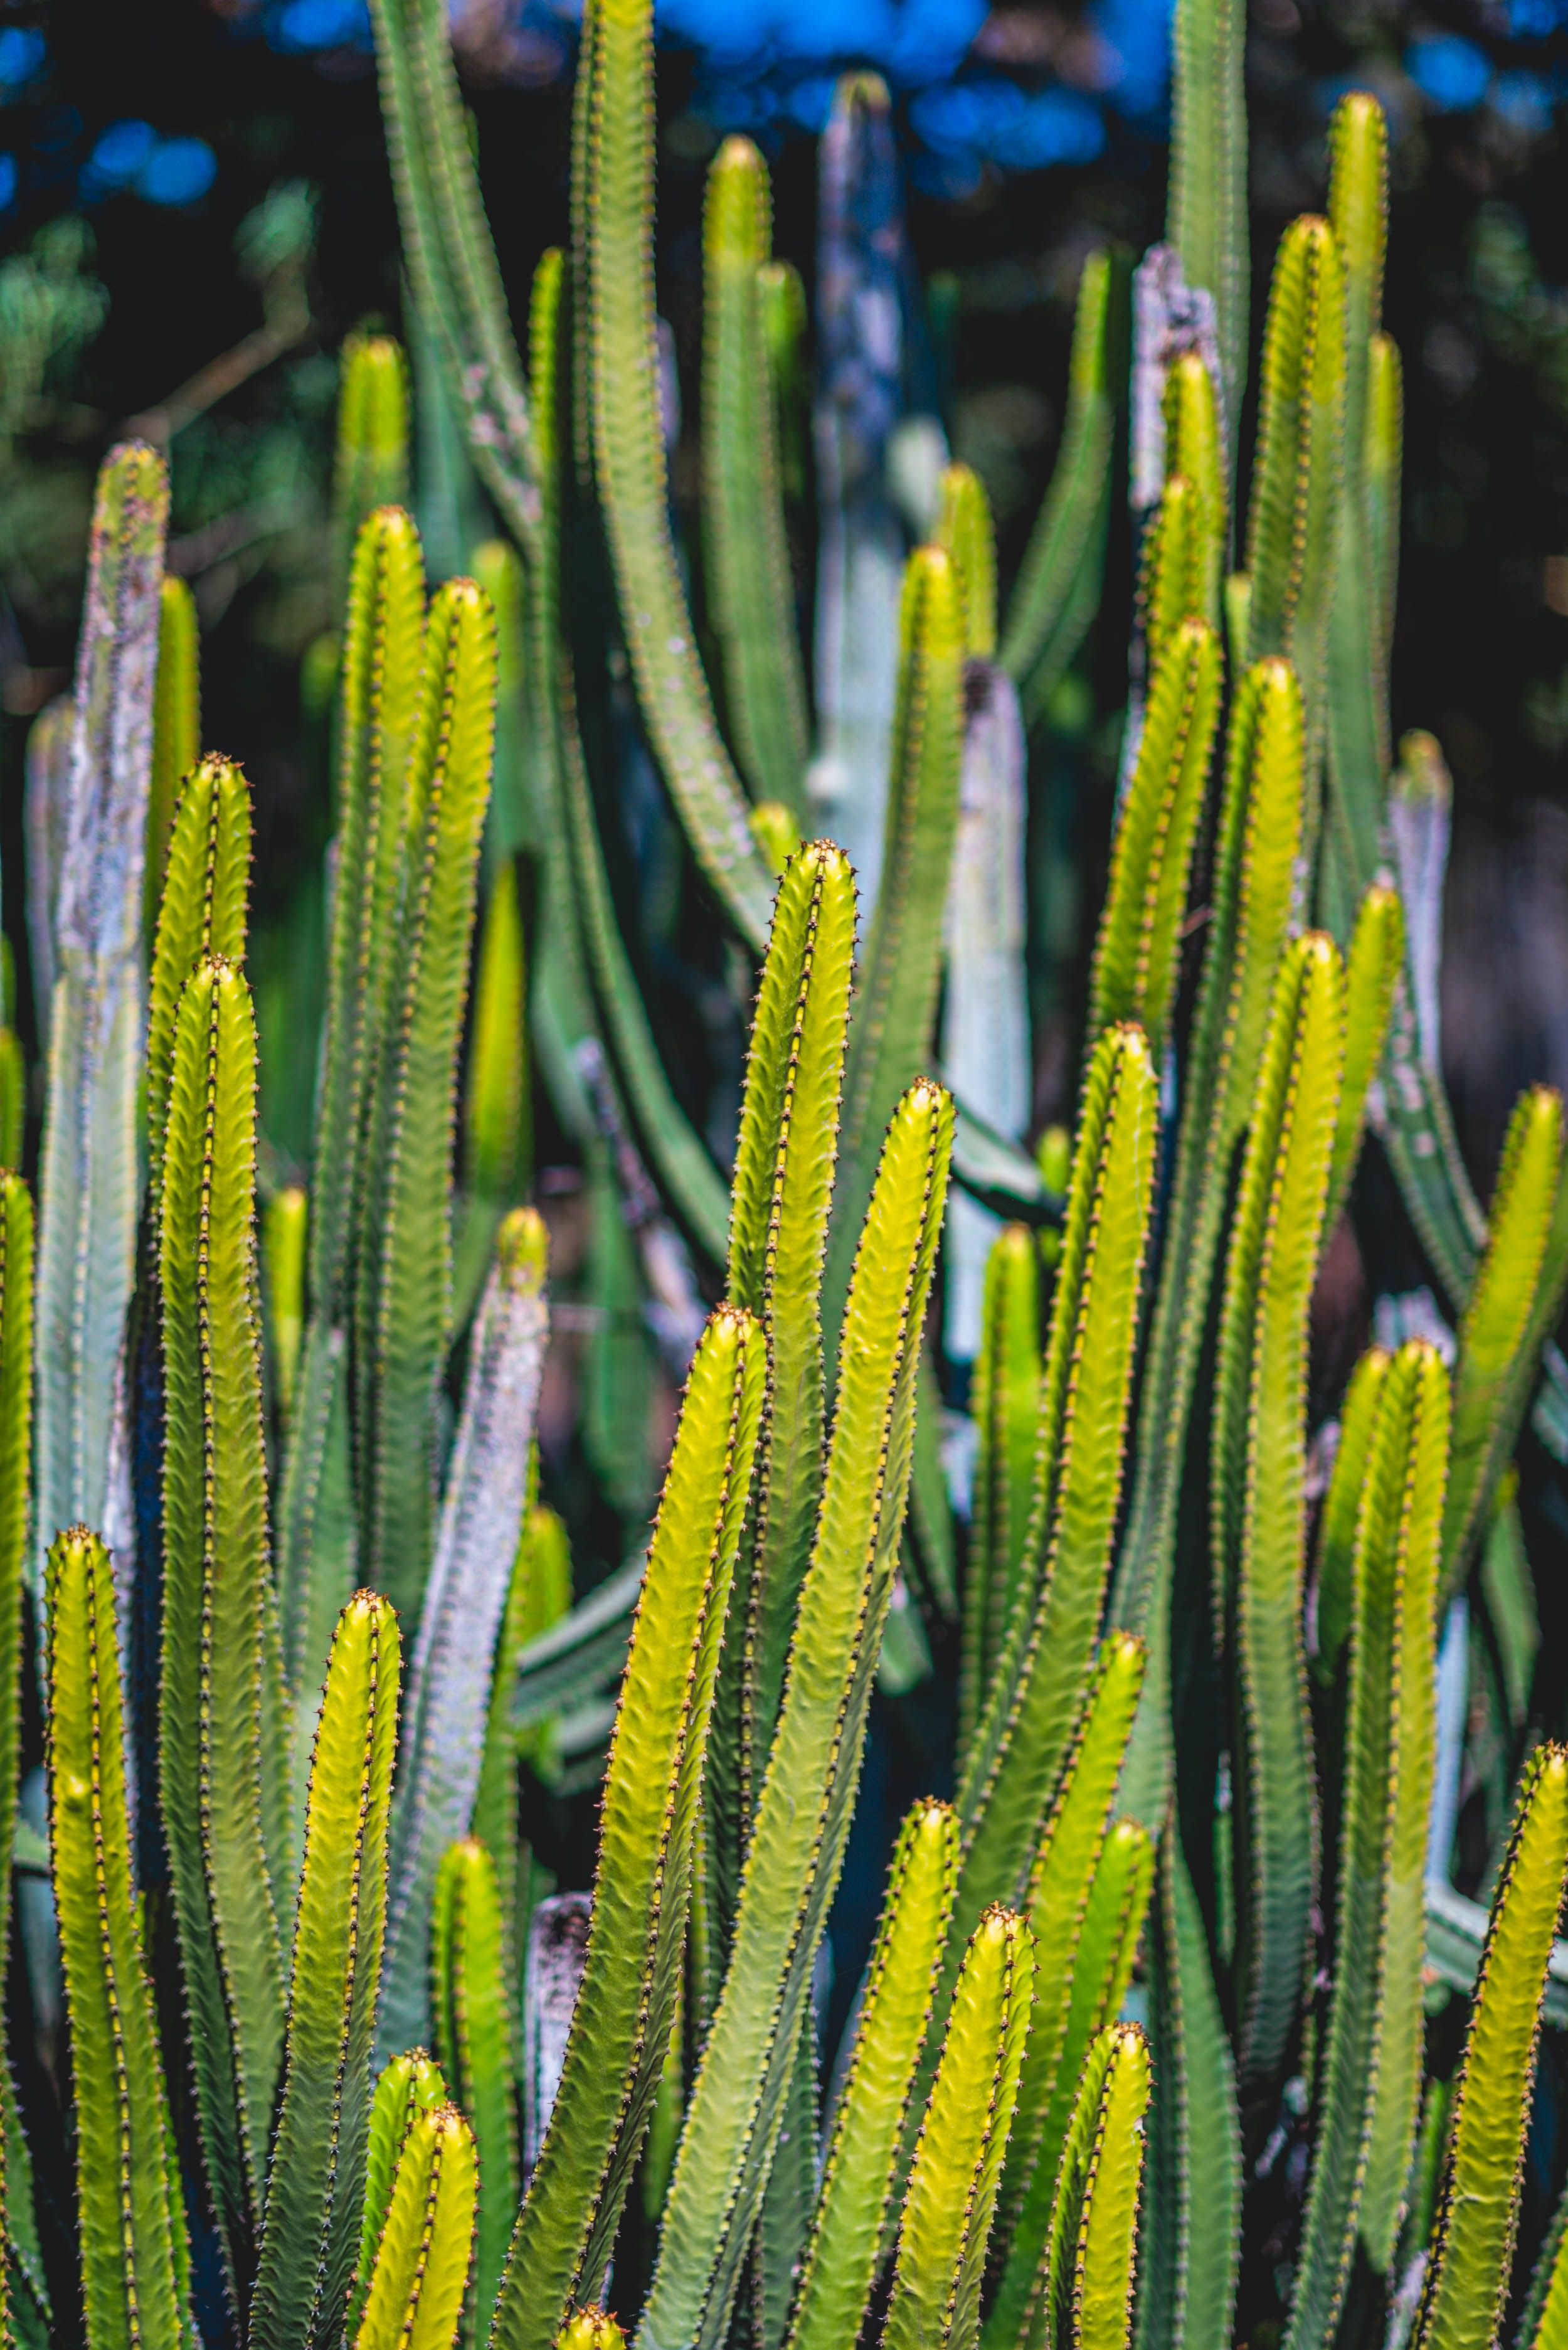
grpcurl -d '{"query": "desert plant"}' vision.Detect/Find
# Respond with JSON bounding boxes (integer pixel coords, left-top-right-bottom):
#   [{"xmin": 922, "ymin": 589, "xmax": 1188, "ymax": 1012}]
[{"xmin": 0, "ymin": 0, "xmax": 1567, "ymax": 2344}]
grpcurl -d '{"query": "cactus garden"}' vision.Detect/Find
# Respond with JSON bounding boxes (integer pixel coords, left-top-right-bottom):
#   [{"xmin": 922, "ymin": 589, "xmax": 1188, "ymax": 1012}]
[{"xmin": 0, "ymin": 0, "xmax": 1567, "ymax": 2346}]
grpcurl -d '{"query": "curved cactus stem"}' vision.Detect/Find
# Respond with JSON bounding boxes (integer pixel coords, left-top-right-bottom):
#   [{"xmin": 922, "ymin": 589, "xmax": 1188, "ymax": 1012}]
[
  {"xmin": 382, "ymin": 1209, "xmax": 548, "ymax": 2056},
  {"xmin": 1286, "ymin": 1341, "xmax": 1448, "ymax": 2346},
  {"xmin": 35, "ymin": 443, "xmax": 169, "ymax": 1585},
  {"xmin": 432, "ymin": 1839, "xmax": 518, "ymax": 2331},
  {"xmin": 957, "ymin": 1025, "xmax": 1156, "ymax": 1932},
  {"xmin": 46, "ymin": 1527, "xmax": 193, "ymax": 2350},
  {"xmin": 144, "ymin": 573, "xmax": 200, "ymax": 955},
  {"xmin": 1441, "ymin": 1087, "xmax": 1567, "ymax": 1602},
  {"xmin": 159, "ymin": 955, "xmax": 285, "ymax": 2295},
  {"xmin": 785, "ymin": 1802, "xmax": 958, "ymax": 2350},
  {"xmin": 883, "ymin": 1907, "xmax": 1035, "ymax": 2350},
  {"xmin": 576, "ymin": 0, "xmax": 773, "ymax": 945},
  {"xmin": 1214, "ymin": 932, "xmax": 1344, "ymax": 2095},
  {"xmin": 559, "ymin": 2311, "xmax": 628, "ymax": 2350},
  {"xmin": 1086, "ymin": 615, "xmax": 1222, "ymax": 1063},
  {"xmin": 250, "ymin": 1590, "xmax": 401, "ymax": 2350},
  {"xmin": 637, "ymin": 1083, "xmax": 953, "ymax": 2350},
  {"xmin": 349, "ymin": 2102, "xmax": 478, "ymax": 2350},
  {"xmin": 959, "ymin": 1226, "xmax": 1042, "ymax": 1762},
  {"xmin": 701, "ymin": 136, "xmax": 810, "ymax": 817},
  {"xmin": 1137, "ymin": 1822, "xmax": 1241, "ymax": 2350},
  {"xmin": 489, "ymin": 1307, "xmax": 765, "ymax": 2350},
  {"xmin": 1412, "ymin": 1746, "xmax": 1568, "ymax": 2350},
  {"xmin": 1025, "ymin": 2022, "xmax": 1150, "ymax": 2350},
  {"xmin": 332, "ymin": 333, "xmax": 412, "ymax": 614},
  {"xmin": 347, "ymin": 2050, "xmax": 451, "ymax": 2344},
  {"xmin": 472, "ymin": 1494, "xmax": 571, "ymax": 1980},
  {"xmin": 358, "ymin": 573, "xmax": 497, "ymax": 1623},
  {"xmin": 983, "ymin": 1634, "xmax": 1146, "ymax": 2347},
  {"xmin": 1001, "ymin": 251, "xmax": 1120, "ymax": 693},
  {"xmin": 1111, "ymin": 656, "xmax": 1303, "ymax": 1826},
  {"xmin": 824, "ymin": 548, "xmax": 965, "ymax": 1359}
]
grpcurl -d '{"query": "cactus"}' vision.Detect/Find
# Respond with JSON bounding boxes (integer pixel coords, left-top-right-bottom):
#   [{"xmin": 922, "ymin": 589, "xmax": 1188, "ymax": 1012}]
[
  {"xmin": 432, "ymin": 1839, "xmax": 518, "ymax": 2329},
  {"xmin": 46, "ymin": 1527, "xmax": 193, "ymax": 2350},
  {"xmin": 7, "ymin": 29, "xmax": 1568, "ymax": 2350},
  {"xmin": 158, "ymin": 952, "xmax": 284, "ymax": 2293},
  {"xmin": 35, "ymin": 442, "xmax": 169, "ymax": 1578},
  {"xmin": 784, "ymin": 1801, "xmax": 958, "ymax": 2350},
  {"xmin": 701, "ymin": 136, "xmax": 810, "ymax": 817},
  {"xmin": 883, "ymin": 1905, "xmax": 1034, "ymax": 2350}
]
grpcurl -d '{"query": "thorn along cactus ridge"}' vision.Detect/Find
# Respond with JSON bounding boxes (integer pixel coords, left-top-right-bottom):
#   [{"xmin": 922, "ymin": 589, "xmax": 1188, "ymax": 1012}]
[{"xmin": 4, "ymin": 1, "xmax": 1568, "ymax": 2348}]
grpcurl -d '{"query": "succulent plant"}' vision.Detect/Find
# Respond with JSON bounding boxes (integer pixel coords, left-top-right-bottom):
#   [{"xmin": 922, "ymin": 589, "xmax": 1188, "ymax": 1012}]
[{"xmin": 1, "ymin": 0, "xmax": 1567, "ymax": 2346}]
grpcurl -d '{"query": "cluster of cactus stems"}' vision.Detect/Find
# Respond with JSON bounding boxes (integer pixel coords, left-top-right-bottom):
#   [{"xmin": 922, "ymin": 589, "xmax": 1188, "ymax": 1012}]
[{"xmin": 2, "ymin": 0, "xmax": 1568, "ymax": 2344}]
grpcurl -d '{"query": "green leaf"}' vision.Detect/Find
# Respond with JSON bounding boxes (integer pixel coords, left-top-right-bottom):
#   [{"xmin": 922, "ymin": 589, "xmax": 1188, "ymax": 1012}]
[
  {"xmin": 884, "ymin": 1907, "xmax": 1036, "ymax": 2350},
  {"xmin": 250, "ymin": 1590, "xmax": 402, "ymax": 2350},
  {"xmin": 349, "ymin": 2102, "xmax": 478, "ymax": 2350},
  {"xmin": 701, "ymin": 136, "xmax": 810, "ymax": 816},
  {"xmin": 490, "ymin": 1306, "xmax": 766, "ymax": 2350},
  {"xmin": 1214, "ymin": 930, "xmax": 1345, "ymax": 2092},
  {"xmin": 158, "ymin": 955, "xmax": 285, "ymax": 2294},
  {"xmin": 432, "ymin": 1839, "xmax": 519, "ymax": 2331},
  {"xmin": 46, "ymin": 1527, "xmax": 193, "ymax": 2350},
  {"xmin": 1412, "ymin": 1745, "xmax": 1568, "ymax": 2350},
  {"xmin": 1086, "ymin": 616, "xmax": 1222, "ymax": 1063},
  {"xmin": 638, "ymin": 1082, "xmax": 953, "ymax": 2350}
]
